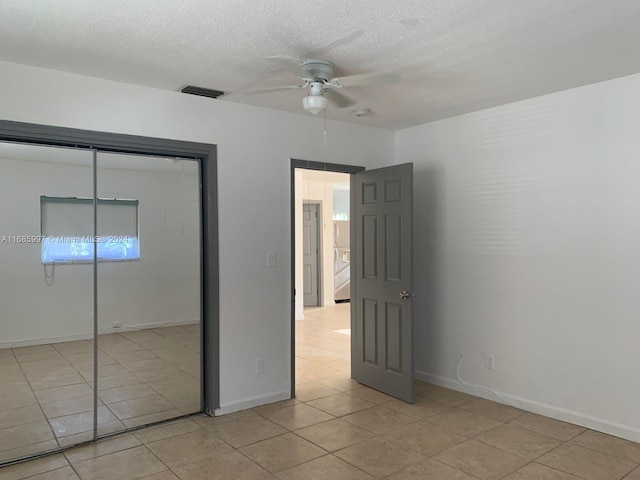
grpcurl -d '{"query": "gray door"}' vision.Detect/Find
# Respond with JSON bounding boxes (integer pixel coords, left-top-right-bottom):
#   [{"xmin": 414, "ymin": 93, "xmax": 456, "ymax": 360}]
[
  {"xmin": 351, "ymin": 163, "xmax": 414, "ymax": 403},
  {"xmin": 303, "ymin": 203, "xmax": 320, "ymax": 307}
]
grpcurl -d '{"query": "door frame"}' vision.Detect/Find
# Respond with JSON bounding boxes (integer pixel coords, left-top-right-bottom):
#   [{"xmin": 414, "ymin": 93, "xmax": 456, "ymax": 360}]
[
  {"xmin": 0, "ymin": 120, "xmax": 219, "ymax": 462},
  {"xmin": 290, "ymin": 159, "xmax": 364, "ymax": 398},
  {"xmin": 302, "ymin": 201, "xmax": 322, "ymax": 307}
]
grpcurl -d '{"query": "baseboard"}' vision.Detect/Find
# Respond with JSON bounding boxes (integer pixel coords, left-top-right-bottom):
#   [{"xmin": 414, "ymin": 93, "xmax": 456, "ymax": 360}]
[
  {"xmin": 214, "ymin": 390, "xmax": 291, "ymax": 416},
  {"xmin": 415, "ymin": 370, "xmax": 640, "ymax": 444},
  {"xmin": 1, "ymin": 319, "xmax": 200, "ymax": 349}
]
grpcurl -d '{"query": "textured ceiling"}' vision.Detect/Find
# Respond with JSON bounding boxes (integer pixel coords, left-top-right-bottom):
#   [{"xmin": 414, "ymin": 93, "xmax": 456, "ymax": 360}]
[{"xmin": 1, "ymin": 1, "xmax": 640, "ymax": 130}]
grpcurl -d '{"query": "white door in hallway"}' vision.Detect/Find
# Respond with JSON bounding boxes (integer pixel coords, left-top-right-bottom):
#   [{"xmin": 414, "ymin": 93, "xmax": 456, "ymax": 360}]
[{"xmin": 352, "ymin": 163, "xmax": 414, "ymax": 403}]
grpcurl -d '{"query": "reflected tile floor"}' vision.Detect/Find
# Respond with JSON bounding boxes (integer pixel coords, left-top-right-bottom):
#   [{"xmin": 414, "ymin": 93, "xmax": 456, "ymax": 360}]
[
  {"xmin": 3, "ymin": 304, "xmax": 640, "ymax": 479},
  {"xmin": 0, "ymin": 324, "xmax": 200, "ymax": 462}
]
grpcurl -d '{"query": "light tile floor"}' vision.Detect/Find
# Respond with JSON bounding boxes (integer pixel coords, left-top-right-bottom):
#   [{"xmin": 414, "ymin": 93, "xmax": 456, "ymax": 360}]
[
  {"xmin": 3, "ymin": 304, "xmax": 640, "ymax": 479},
  {"xmin": 0, "ymin": 324, "xmax": 200, "ymax": 463}
]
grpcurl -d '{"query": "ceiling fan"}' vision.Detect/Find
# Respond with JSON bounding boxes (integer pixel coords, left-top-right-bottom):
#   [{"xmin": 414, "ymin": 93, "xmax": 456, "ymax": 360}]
[{"xmin": 246, "ymin": 56, "xmax": 399, "ymax": 115}]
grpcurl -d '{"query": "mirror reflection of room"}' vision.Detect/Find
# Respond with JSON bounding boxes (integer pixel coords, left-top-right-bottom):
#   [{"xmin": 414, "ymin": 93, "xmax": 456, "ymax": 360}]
[{"xmin": 0, "ymin": 143, "xmax": 201, "ymax": 462}]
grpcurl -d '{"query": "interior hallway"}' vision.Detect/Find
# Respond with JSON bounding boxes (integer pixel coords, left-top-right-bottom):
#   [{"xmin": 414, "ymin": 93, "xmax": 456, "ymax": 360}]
[{"xmin": 2, "ymin": 304, "xmax": 640, "ymax": 479}]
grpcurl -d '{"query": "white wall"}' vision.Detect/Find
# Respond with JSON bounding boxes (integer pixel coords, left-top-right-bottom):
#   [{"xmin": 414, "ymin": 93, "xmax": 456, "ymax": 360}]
[
  {"xmin": 294, "ymin": 170, "xmax": 350, "ymax": 318},
  {"xmin": 0, "ymin": 153, "xmax": 200, "ymax": 346},
  {"xmin": 0, "ymin": 60, "xmax": 393, "ymax": 413},
  {"xmin": 396, "ymin": 72, "xmax": 640, "ymax": 442}
]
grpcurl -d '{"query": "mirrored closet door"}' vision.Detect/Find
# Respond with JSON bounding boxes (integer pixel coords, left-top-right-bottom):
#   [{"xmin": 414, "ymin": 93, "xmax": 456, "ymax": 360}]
[
  {"xmin": 0, "ymin": 142, "xmax": 95, "ymax": 461},
  {"xmin": 95, "ymin": 151, "xmax": 201, "ymax": 436},
  {"xmin": 0, "ymin": 141, "xmax": 203, "ymax": 465}
]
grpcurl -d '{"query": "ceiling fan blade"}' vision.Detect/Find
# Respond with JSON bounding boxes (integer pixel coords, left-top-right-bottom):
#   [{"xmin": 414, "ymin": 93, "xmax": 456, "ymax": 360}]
[
  {"xmin": 304, "ymin": 30, "xmax": 366, "ymax": 58},
  {"xmin": 267, "ymin": 55, "xmax": 306, "ymax": 76},
  {"xmin": 245, "ymin": 84, "xmax": 306, "ymax": 95},
  {"xmin": 324, "ymin": 89, "xmax": 356, "ymax": 108},
  {"xmin": 333, "ymin": 71, "xmax": 399, "ymax": 87}
]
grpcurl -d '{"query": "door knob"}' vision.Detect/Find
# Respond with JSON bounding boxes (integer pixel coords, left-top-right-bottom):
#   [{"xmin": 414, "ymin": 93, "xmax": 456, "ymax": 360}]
[{"xmin": 399, "ymin": 290, "xmax": 414, "ymax": 300}]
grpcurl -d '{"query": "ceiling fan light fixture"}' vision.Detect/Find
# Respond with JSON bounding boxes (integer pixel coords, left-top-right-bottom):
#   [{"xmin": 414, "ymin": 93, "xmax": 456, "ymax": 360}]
[{"xmin": 303, "ymin": 94, "xmax": 329, "ymax": 115}]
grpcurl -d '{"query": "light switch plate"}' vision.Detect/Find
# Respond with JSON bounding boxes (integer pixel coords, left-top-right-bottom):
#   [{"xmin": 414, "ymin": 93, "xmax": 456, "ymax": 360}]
[{"xmin": 267, "ymin": 251, "xmax": 277, "ymax": 268}]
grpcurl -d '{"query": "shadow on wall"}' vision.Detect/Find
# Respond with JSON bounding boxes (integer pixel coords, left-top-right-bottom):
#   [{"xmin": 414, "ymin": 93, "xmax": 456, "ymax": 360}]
[{"xmin": 412, "ymin": 163, "xmax": 445, "ymax": 375}]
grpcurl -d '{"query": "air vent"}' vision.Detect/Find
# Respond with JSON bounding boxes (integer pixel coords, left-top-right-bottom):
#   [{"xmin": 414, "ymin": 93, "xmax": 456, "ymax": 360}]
[
  {"xmin": 352, "ymin": 108, "xmax": 372, "ymax": 117},
  {"xmin": 181, "ymin": 86, "xmax": 225, "ymax": 99}
]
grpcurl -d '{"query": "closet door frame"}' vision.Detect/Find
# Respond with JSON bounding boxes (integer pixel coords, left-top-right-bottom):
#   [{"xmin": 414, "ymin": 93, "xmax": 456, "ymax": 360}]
[{"xmin": 0, "ymin": 120, "xmax": 218, "ymax": 464}]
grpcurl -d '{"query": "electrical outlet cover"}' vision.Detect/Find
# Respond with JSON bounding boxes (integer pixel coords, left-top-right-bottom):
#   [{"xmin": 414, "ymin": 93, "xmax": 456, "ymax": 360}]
[{"xmin": 485, "ymin": 354, "xmax": 495, "ymax": 370}]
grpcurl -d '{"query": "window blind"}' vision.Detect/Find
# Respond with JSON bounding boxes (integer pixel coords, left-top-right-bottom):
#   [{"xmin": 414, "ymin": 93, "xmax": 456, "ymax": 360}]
[
  {"xmin": 40, "ymin": 196, "xmax": 140, "ymax": 263},
  {"xmin": 41, "ymin": 197, "xmax": 138, "ymax": 237}
]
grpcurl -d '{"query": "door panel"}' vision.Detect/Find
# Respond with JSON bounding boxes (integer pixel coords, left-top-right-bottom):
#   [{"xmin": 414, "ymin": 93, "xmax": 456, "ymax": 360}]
[
  {"xmin": 363, "ymin": 298, "xmax": 378, "ymax": 365},
  {"xmin": 385, "ymin": 302, "xmax": 403, "ymax": 373},
  {"xmin": 303, "ymin": 203, "xmax": 319, "ymax": 306},
  {"xmin": 303, "ymin": 264, "xmax": 313, "ymax": 295},
  {"xmin": 385, "ymin": 214, "xmax": 402, "ymax": 281},
  {"xmin": 352, "ymin": 163, "xmax": 414, "ymax": 403},
  {"xmin": 363, "ymin": 216, "xmax": 378, "ymax": 279}
]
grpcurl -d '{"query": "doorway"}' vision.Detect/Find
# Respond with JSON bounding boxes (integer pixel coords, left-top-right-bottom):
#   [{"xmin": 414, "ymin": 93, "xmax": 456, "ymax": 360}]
[
  {"xmin": 291, "ymin": 159, "xmax": 416, "ymax": 404},
  {"xmin": 291, "ymin": 160, "xmax": 363, "ymax": 399},
  {"xmin": 0, "ymin": 121, "xmax": 218, "ymax": 466}
]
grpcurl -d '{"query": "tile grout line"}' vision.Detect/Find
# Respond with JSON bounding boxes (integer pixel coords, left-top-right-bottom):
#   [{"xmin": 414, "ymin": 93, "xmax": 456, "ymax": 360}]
[
  {"xmin": 535, "ymin": 439, "xmax": 640, "ymax": 480},
  {"xmin": 137, "ymin": 439, "xmax": 182, "ymax": 479},
  {"xmin": 147, "ymin": 424, "xmax": 273, "ymax": 479},
  {"xmin": 565, "ymin": 438, "xmax": 640, "ymax": 466},
  {"xmin": 50, "ymin": 340, "xmax": 126, "ymax": 439},
  {"xmin": 287, "ymin": 429, "xmax": 377, "ymax": 479},
  {"xmin": 12, "ymin": 350, "xmax": 61, "ymax": 452},
  {"xmin": 1, "ymin": 326, "xmax": 202, "ymax": 465},
  {"xmin": 427, "ymin": 458, "xmax": 484, "ymax": 480},
  {"xmin": 80, "ymin": 329, "xmax": 197, "ymax": 430},
  {"xmin": 405, "ymin": 403, "xmax": 597, "ymax": 479}
]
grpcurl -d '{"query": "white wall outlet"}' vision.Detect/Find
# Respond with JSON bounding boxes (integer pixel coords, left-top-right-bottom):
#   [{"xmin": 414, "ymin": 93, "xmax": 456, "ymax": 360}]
[
  {"xmin": 485, "ymin": 353, "xmax": 495, "ymax": 370},
  {"xmin": 112, "ymin": 321, "xmax": 121, "ymax": 329},
  {"xmin": 256, "ymin": 358, "xmax": 264, "ymax": 374},
  {"xmin": 267, "ymin": 251, "xmax": 277, "ymax": 268}
]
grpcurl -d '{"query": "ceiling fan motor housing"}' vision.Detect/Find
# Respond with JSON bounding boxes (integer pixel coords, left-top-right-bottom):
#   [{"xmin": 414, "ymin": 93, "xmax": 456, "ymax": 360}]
[{"xmin": 301, "ymin": 59, "xmax": 334, "ymax": 82}]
